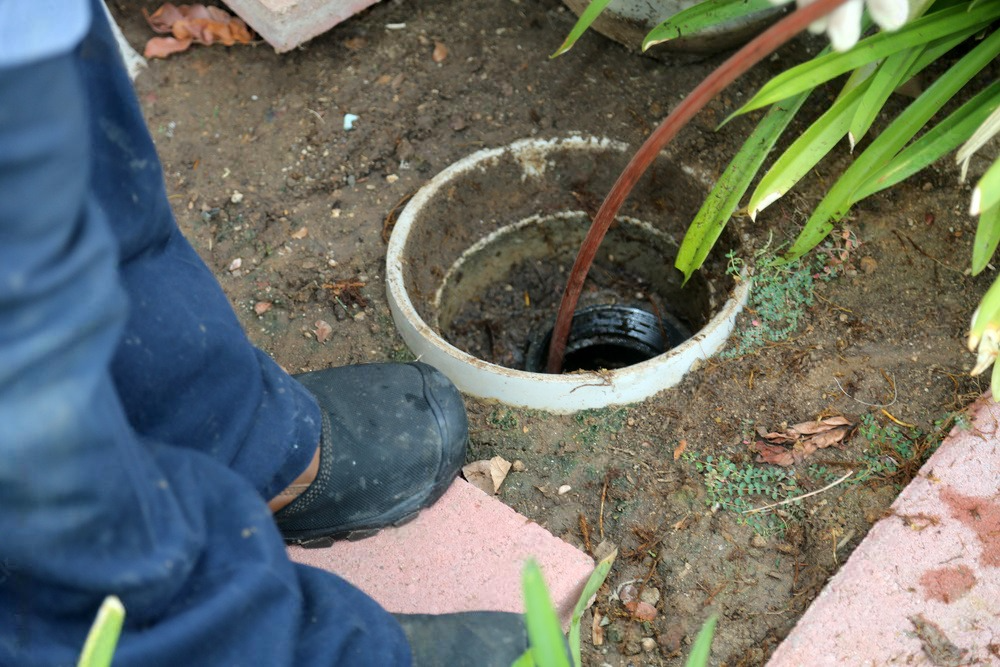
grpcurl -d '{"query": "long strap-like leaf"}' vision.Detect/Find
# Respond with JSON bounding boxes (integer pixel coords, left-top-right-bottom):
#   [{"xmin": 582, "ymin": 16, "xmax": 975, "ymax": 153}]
[
  {"xmin": 551, "ymin": 0, "xmax": 616, "ymax": 57},
  {"xmin": 746, "ymin": 81, "xmax": 870, "ymax": 219},
  {"xmin": 973, "ymin": 200, "xmax": 1000, "ymax": 274},
  {"xmin": 735, "ymin": 0, "xmax": 1000, "ymax": 115},
  {"xmin": 675, "ymin": 92, "xmax": 811, "ymax": 280},
  {"xmin": 644, "ymin": 0, "xmax": 779, "ymax": 50},
  {"xmin": 785, "ymin": 26, "xmax": 1000, "ymax": 260},
  {"xmin": 854, "ymin": 80, "xmax": 1000, "ymax": 201}
]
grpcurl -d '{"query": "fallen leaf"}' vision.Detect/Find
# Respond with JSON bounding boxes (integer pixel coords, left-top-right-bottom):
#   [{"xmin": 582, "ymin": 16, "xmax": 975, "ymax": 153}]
[
  {"xmin": 592, "ymin": 610, "xmax": 604, "ymax": 646},
  {"xmin": 432, "ymin": 41, "xmax": 448, "ymax": 63},
  {"xmin": 787, "ymin": 415, "xmax": 852, "ymax": 436},
  {"xmin": 462, "ymin": 456, "xmax": 512, "ymax": 494},
  {"xmin": 752, "ymin": 441, "xmax": 797, "ymax": 467},
  {"xmin": 290, "ymin": 226, "xmax": 308, "ymax": 239},
  {"xmin": 313, "ymin": 319, "xmax": 333, "ymax": 343},
  {"xmin": 143, "ymin": 3, "xmax": 253, "ymax": 59},
  {"xmin": 754, "ymin": 415, "xmax": 854, "ymax": 466},
  {"xmin": 673, "ymin": 439, "xmax": 687, "ymax": 460}
]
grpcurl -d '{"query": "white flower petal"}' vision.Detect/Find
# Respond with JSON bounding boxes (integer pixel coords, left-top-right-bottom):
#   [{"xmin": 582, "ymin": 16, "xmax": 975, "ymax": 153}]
[
  {"xmin": 827, "ymin": 0, "xmax": 863, "ymax": 51},
  {"xmin": 808, "ymin": 17, "xmax": 828, "ymax": 34},
  {"xmin": 866, "ymin": 0, "xmax": 908, "ymax": 31},
  {"xmin": 971, "ymin": 327, "xmax": 1000, "ymax": 376}
]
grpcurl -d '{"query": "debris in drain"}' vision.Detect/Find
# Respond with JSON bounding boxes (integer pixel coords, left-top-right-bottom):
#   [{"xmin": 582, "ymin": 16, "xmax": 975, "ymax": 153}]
[{"xmin": 437, "ymin": 215, "xmax": 718, "ymax": 373}]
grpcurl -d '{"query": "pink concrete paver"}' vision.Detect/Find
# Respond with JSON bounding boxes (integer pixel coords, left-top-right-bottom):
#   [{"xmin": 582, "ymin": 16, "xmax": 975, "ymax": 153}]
[
  {"xmin": 222, "ymin": 0, "xmax": 382, "ymax": 53},
  {"xmin": 288, "ymin": 478, "xmax": 595, "ymax": 626},
  {"xmin": 768, "ymin": 394, "xmax": 1000, "ymax": 666}
]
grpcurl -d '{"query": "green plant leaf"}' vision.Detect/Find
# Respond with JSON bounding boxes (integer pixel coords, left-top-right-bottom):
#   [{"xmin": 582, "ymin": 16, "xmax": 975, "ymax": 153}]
[
  {"xmin": 743, "ymin": 21, "xmax": 973, "ymax": 219},
  {"xmin": 855, "ymin": 80, "xmax": 1000, "ymax": 200},
  {"xmin": 551, "ymin": 0, "xmax": 615, "ymax": 57},
  {"xmin": 972, "ymin": 157, "xmax": 1000, "ymax": 216},
  {"xmin": 734, "ymin": 0, "xmax": 1000, "ymax": 115},
  {"xmin": 958, "ymin": 104, "xmax": 1000, "ymax": 180},
  {"xmin": 970, "ymin": 270, "xmax": 1000, "ymax": 344},
  {"xmin": 784, "ymin": 25, "xmax": 1000, "ymax": 260},
  {"xmin": 685, "ymin": 614, "xmax": 719, "ymax": 667},
  {"xmin": 675, "ymin": 92, "xmax": 810, "ymax": 281},
  {"xmin": 849, "ymin": 47, "xmax": 924, "ymax": 149},
  {"xmin": 643, "ymin": 0, "xmax": 777, "ymax": 50},
  {"xmin": 747, "ymin": 80, "xmax": 869, "ymax": 219},
  {"xmin": 522, "ymin": 561, "xmax": 571, "ymax": 667},
  {"xmin": 568, "ymin": 548, "xmax": 617, "ymax": 665},
  {"xmin": 77, "ymin": 596, "xmax": 125, "ymax": 667},
  {"xmin": 973, "ymin": 201, "xmax": 1000, "ymax": 274},
  {"xmin": 511, "ymin": 650, "xmax": 537, "ymax": 667}
]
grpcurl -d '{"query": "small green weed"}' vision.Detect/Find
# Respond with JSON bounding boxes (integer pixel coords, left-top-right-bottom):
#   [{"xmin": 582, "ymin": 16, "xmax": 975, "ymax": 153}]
[
  {"xmin": 851, "ymin": 412, "xmax": 927, "ymax": 485},
  {"xmin": 684, "ymin": 452, "xmax": 800, "ymax": 536},
  {"xmin": 720, "ymin": 251, "xmax": 820, "ymax": 359},
  {"xmin": 489, "ymin": 408, "xmax": 520, "ymax": 430},
  {"xmin": 573, "ymin": 408, "xmax": 628, "ymax": 449},
  {"xmin": 809, "ymin": 410, "xmax": 969, "ymax": 486}
]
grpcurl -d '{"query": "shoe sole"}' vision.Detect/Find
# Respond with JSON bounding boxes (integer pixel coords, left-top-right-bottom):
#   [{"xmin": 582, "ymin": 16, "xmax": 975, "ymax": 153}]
[{"xmin": 285, "ymin": 505, "xmax": 423, "ymax": 548}]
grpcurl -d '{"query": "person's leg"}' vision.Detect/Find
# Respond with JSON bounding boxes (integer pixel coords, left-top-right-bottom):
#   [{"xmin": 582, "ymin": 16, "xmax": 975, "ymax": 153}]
[
  {"xmin": 0, "ymin": 33, "xmax": 411, "ymax": 665},
  {"xmin": 83, "ymin": 2, "xmax": 466, "ymax": 547},
  {"xmin": 81, "ymin": 0, "xmax": 319, "ymax": 500}
]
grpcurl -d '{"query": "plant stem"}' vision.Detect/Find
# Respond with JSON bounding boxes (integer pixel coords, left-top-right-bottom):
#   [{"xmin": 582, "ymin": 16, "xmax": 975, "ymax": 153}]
[{"xmin": 545, "ymin": 0, "xmax": 852, "ymax": 374}]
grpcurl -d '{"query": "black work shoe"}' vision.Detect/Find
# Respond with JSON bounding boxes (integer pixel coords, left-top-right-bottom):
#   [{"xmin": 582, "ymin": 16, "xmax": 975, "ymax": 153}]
[
  {"xmin": 275, "ymin": 362, "xmax": 468, "ymax": 546},
  {"xmin": 394, "ymin": 612, "xmax": 530, "ymax": 667}
]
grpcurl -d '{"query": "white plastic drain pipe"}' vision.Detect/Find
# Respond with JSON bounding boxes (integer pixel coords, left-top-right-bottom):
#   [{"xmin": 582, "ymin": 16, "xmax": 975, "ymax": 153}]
[{"xmin": 385, "ymin": 136, "xmax": 750, "ymax": 413}]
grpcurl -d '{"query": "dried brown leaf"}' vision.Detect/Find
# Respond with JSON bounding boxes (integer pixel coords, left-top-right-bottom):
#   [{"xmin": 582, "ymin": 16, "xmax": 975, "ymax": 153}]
[
  {"xmin": 788, "ymin": 415, "xmax": 851, "ymax": 436},
  {"xmin": 144, "ymin": 36, "xmax": 193, "ymax": 58},
  {"xmin": 143, "ymin": 3, "xmax": 253, "ymax": 59},
  {"xmin": 756, "ymin": 416, "xmax": 854, "ymax": 465},
  {"xmin": 313, "ymin": 319, "xmax": 333, "ymax": 343},
  {"xmin": 804, "ymin": 425, "xmax": 851, "ymax": 450},
  {"xmin": 592, "ymin": 610, "xmax": 604, "ymax": 646},
  {"xmin": 757, "ymin": 427, "xmax": 797, "ymax": 444},
  {"xmin": 462, "ymin": 456, "xmax": 511, "ymax": 494},
  {"xmin": 752, "ymin": 441, "xmax": 796, "ymax": 467},
  {"xmin": 673, "ymin": 439, "xmax": 687, "ymax": 460}
]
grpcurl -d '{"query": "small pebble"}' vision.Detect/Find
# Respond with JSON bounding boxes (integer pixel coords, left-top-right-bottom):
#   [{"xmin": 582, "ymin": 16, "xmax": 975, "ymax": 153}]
[
  {"xmin": 639, "ymin": 587, "xmax": 660, "ymax": 606},
  {"xmin": 632, "ymin": 602, "xmax": 657, "ymax": 621},
  {"xmin": 512, "ymin": 459, "xmax": 526, "ymax": 472},
  {"xmin": 227, "ymin": 258, "xmax": 242, "ymax": 272},
  {"xmin": 557, "ymin": 484, "xmax": 571, "ymax": 495},
  {"xmin": 641, "ymin": 638, "xmax": 657, "ymax": 653},
  {"xmin": 230, "ymin": 190, "xmax": 244, "ymax": 204}
]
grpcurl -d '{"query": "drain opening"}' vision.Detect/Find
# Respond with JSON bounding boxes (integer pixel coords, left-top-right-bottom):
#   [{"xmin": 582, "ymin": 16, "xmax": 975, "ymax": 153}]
[{"xmin": 525, "ymin": 304, "xmax": 692, "ymax": 373}]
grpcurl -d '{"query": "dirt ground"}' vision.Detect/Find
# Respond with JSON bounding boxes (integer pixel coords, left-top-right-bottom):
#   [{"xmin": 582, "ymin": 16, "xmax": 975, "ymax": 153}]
[{"xmin": 114, "ymin": 1, "xmax": 995, "ymax": 664}]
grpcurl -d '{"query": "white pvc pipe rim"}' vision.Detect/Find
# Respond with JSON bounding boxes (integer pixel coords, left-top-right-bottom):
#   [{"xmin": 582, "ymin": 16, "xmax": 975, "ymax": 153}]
[{"xmin": 386, "ymin": 136, "xmax": 750, "ymax": 413}]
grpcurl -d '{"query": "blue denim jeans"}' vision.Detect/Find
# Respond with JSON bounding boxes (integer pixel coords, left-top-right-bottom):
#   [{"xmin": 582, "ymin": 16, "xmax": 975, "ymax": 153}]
[{"xmin": 0, "ymin": 2, "xmax": 409, "ymax": 664}]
